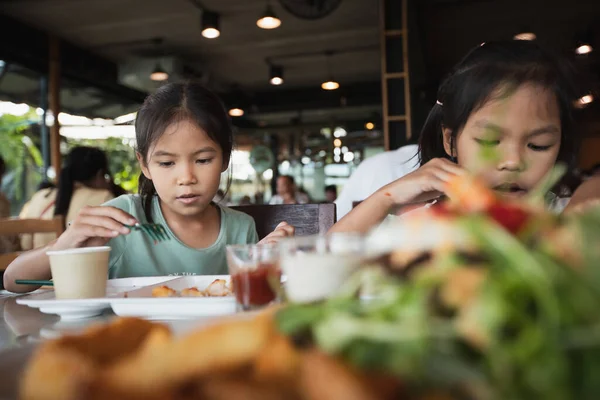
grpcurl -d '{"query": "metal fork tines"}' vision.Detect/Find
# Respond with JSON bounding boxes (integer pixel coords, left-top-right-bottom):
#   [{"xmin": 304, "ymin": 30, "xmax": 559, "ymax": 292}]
[{"xmin": 124, "ymin": 223, "xmax": 170, "ymax": 242}]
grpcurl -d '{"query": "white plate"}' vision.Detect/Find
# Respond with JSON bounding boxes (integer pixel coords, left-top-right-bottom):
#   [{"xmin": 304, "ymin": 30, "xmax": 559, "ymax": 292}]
[
  {"xmin": 16, "ymin": 276, "xmax": 178, "ymax": 320},
  {"xmin": 108, "ymin": 275, "xmax": 236, "ymax": 320}
]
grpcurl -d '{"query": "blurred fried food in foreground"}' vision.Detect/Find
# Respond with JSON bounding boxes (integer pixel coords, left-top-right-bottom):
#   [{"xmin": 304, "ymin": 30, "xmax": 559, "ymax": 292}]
[
  {"xmin": 20, "ymin": 312, "xmax": 402, "ymax": 400},
  {"xmin": 21, "ymin": 318, "xmax": 171, "ymax": 400}
]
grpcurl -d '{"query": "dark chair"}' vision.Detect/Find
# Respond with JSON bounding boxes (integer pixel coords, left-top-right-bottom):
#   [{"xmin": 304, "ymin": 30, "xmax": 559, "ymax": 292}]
[{"xmin": 231, "ymin": 203, "xmax": 336, "ymax": 240}]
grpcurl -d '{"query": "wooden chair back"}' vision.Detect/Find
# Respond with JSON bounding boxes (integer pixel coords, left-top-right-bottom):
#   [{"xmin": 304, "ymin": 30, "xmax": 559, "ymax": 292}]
[
  {"xmin": 231, "ymin": 203, "xmax": 336, "ymax": 240},
  {"xmin": 0, "ymin": 216, "xmax": 65, "ymax": 271}
]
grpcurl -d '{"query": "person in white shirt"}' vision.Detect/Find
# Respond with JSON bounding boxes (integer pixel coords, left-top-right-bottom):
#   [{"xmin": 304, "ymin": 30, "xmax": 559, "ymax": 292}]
[
  {"xmin": 335, "ymin": 144, "xmax": 419, "ymax": 219},
  {"xmin": 269, "ymin": 175, "xmax": 309, "ymax": 205}
]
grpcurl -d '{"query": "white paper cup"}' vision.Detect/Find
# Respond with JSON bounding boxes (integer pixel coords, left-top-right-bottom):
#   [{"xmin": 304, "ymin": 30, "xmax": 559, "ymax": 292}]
[{"xmin": 46, "ymin": 246, "xmax": 111, "ymax": 299}]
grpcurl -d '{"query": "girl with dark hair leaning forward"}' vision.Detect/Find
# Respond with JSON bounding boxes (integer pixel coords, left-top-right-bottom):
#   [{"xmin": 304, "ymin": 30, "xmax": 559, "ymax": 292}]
[
  {"xmin": 331, "ymin": 40, "xmax": 600, "ymax": 234},
  {"xmin": 5, "ymin": 82, "xmax": 294, "ymax": 293}
]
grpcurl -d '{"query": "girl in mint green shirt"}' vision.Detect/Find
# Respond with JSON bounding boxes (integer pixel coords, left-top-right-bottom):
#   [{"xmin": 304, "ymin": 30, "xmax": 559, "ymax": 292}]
[{"xmin": 4, "ymin": 83, "xmax": 294, "ymax": 292}]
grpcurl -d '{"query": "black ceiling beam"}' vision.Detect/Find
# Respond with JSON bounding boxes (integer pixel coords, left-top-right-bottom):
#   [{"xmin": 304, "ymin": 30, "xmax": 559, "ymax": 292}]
[
  {"xmin": 220, "ymin": 81, "xmax": 381, "ymax": 114},
  {"xmin": 0, "ymin": 15, "xmax": 146, "ymax": 105}
]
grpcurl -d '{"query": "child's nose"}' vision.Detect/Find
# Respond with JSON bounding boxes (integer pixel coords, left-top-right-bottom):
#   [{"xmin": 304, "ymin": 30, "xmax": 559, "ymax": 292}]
[
  {"xmin": 177, "ymin": 164, "xmax": 198, "ymax": 185},
  {"xmin": 497, "ymin": 147, "xmax": 526, "ymax": 172}
]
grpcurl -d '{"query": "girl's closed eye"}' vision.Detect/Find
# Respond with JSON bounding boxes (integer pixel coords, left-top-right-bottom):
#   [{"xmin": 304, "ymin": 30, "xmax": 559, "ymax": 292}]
[
  {"xmin": 474, "ymin": 138, "xmax": 500, "ymax": 147},
  {"xmin": 196, "ymin": 158, "xmax": 213, "ymax": 165},
  {"xmin": 157, "ymin": 161, "xmax": 174, "ymax": 167},
  {"xmin": 528, "ymin": 143, "xmax": 554, "ymax": 151}
]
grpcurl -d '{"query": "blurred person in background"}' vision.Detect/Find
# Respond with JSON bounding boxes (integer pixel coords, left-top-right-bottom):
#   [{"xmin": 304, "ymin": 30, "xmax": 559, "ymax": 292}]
[
  {"xmin": 239, "ymin": 195, "xmax": 253, "ymax": 205},
  {"xmin": 254, "ymin": 191, "xmax": 265, "ymax": 205},
  {"xmin": 269, "ymin": 175, "xmax": 309, "ymax": 204},
  {"xmin": 324, "ymin": 185, "xmax": 337, "ymax": 203},
  {"xmin": 335, "ymin": 144, "xmax": 419, "ymax": 219},
  {"xmin": 19, "ymin": 146, "xmax": 115, "ymax": 250}
]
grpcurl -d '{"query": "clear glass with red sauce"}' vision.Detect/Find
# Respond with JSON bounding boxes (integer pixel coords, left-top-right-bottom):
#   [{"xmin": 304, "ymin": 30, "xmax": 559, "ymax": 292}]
[{"xmin": 226, "ymin": 244, "xmax": 281, "ymax": 311}]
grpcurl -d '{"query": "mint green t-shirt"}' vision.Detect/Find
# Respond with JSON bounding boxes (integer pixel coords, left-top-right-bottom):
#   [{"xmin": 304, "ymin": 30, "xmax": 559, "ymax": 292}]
[{"xmin": 103, "ymin": 195, "xmax": 258, "ymax": 278}]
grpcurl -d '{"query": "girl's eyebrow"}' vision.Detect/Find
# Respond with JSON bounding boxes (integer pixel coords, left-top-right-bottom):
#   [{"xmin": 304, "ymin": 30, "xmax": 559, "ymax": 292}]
[
  {"xmin": 527, "ymin": 125, "xmax": 560, "ymax": 138},
  {"xmin": 473, "ymin": 120, "xmax": 505, "ymax": 135},
  {"xmin": 152, "ymin": 147, "xmax": 217, "ymax": 158},
  {"xmin": 473, "ymin": 121, "xmax": 560, "ymax": 138},
  {"xmin": 191, "ymin": 147, "xmax": 217, "ymax": 155},
  {"xmin": 152, "ymin": 150, "xmax": 176, "ymax": 157}
]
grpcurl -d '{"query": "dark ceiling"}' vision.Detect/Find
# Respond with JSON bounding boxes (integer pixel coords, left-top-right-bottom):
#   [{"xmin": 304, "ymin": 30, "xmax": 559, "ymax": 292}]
[
  {"xmin": 0, "ymin": 0, "xmax": 381, "ymax": 131},
  {"xmin": 0, "ymin": 0, "xmax": 599, "ymax": 144}
]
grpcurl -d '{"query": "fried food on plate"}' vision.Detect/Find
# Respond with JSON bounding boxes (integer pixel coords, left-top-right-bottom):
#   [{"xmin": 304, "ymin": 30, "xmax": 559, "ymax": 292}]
[
  {"xmin": 253, "ymin": 331, "xmax": 300, "ymax": 382},
  {"xmin": 204, "ymin": 279, "xmax": 230, "ymax": 296},
  {"xmin": 299, "ymin": 350, "xmax": 404, "ymax": 400},
  {"xmin": 103, "ymin": 313, "xmax": 273, "ymax": 393},
  {"xmin": 21, "ymin": 309, "xmax": 402, "ymax": 400},
  {"xmin": 151, "ymin": 279, "xmax": 232, "ymax": 298},
  {"xmin": 151, "ymin": 285, "xmax": 177, "ymax": 297},
  {"xmin": 20, "ymin": 318, "xmax": 171, "ymax": 400},
  {"xmin": 180, "ymin": 287, "xmax": 205, "ymax": 297}
]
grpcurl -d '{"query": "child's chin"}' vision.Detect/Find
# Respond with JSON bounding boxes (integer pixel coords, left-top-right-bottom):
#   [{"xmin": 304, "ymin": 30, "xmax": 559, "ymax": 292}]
[{"xmin": 171, "ymin": 202, "xmax": 209, "ymax": 215}]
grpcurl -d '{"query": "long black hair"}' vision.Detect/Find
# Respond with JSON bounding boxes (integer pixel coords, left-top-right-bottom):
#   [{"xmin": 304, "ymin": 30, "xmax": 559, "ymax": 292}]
[
  {"xmin": 54, "ymin": 146, "xmax": 109, "ymax": 217},
  {"xmin": 418, "ymin": 40, "xmax": 580, "ymax": 169},
  {"xmin": 135, "ymin": 82, "xmax": 234, "ymax": 222}
]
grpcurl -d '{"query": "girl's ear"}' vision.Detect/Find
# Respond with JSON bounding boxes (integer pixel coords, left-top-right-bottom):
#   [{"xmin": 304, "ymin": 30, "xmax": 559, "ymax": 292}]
[
  {"xmin": 136, "ymin": 152, "xmax": 152, "ymax": 180},
  {"xmin": 442, "ymin": 127, "xmax": 456, "ymax": 158}
]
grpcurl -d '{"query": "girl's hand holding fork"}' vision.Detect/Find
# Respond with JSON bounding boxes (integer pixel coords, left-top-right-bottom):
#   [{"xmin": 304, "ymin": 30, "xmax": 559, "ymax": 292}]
[{"xmin": 52, "ymin": 206, "xmax": 138, "ymax": 250}]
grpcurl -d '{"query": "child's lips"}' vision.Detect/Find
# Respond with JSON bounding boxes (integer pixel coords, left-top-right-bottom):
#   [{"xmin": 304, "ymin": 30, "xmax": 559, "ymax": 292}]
[
  {"xmin": 493, "ymin": 183, "xmax": 527, "ymax": 197},
  {"xmin": 176, "ymin": 194, "xmax": 201, "ymax": 204}
]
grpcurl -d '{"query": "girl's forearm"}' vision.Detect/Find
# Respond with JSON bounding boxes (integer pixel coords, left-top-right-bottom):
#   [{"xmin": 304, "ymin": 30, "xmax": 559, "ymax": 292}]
[
  {"xmin": 329, "ymin": 189, "xmax": 395, "ymax": 234},
  {"xmin": 3, "ymin": 241, "xmax": 54, "ymax": 293}
]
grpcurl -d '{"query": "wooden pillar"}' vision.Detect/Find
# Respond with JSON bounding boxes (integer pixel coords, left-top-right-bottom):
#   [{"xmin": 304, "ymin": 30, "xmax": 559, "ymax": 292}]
[
  {"xmin": 380, "ymin": 0, "xmax": 412, "ymax": 150},
  {"xmin": 49, "ymin": 35, "xmax": 61, "ymax": 179}
]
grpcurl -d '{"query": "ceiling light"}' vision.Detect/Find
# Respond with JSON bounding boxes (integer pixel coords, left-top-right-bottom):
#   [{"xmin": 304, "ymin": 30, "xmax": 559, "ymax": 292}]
[
  {"xmin": 333, "ymin": 147, "xmax": 341, "ymax": 156},
  {"xmin": 576, "ymin": 94, "xmax": 594, "ymax": 108},
  {"xmin": 257, "ymin": 3, "xmax": 281, "ymax": 29},
  {"xmin": 150, "ymin": 64, "xmax": 168, "ymax": 81},
  {"xmin": 576, "ymin": 44, "xmax": 593, "ymax": 55},
  {"xmin": 321, "ymin": 51, "xmax": 339, "ymax": 90},
  {"xmin": 341, "ymin": 146, "xmax": 348, "ymax": 154},
  {"xmin": 201, "ymin": 11, "xmax": 220, "ymax": 39},
  {"xmin": 343, "ymin": 152, "xmax": 354, "ymax": 162},
  {"xmin": 333, "ymin": 138, "xmax": 342, "ymax": 147},
  {"xmin": 365, "ymin": 122, "xmax": 374, "ymax": 130},
  {"xmin": 514, "ymin": 32, "xmax": 536, "ymax": 41},
  {"xmin": 321, "ymin": 80, "xmax": 339, "ymax": 91},
  {"xmin": 228, "ymin": 108, "xmax": 244, "ymax": 117},
  {"xmin": 333, "ymin": 154, "xmax": 341, "ymax": 163},
  {"xmin": 333, "ymin": 127, "xmax": 347, "ymax": 137},
  {"xmin": 269, "ymin": 65, "xmax": 284, "ymax": 85}
]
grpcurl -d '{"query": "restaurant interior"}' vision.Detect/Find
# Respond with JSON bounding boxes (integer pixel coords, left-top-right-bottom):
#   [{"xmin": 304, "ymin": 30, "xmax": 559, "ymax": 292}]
[
  {"xmin": 1, "ymin": 1, "xmax": 600, "ymax": 398},
  {"xmin": 0, "ymin": 0, "xmax": 598, "ymax": 209}
]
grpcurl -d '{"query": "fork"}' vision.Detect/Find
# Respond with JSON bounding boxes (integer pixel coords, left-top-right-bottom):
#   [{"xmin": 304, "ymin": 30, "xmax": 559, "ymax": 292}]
[{"xmin": 123, "ymin": 223, "xmax": 170, "ymax": 242}]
